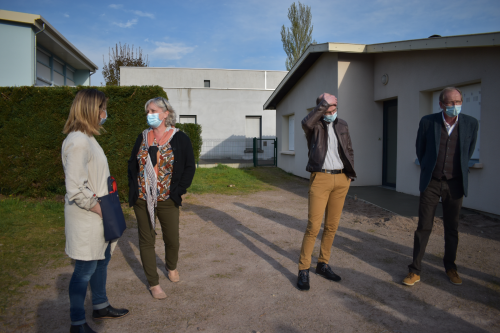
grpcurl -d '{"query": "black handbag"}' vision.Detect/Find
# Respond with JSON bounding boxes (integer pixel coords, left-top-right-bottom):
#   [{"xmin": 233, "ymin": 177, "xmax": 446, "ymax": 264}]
[{"xmin": 99, "ymin": 176, "xmax": 127, "ymax": 241}]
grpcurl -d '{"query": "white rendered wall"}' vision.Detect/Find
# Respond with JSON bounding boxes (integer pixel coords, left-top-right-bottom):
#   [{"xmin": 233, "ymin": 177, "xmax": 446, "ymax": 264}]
[
  {"xmin": 121, "ymin": 67, "xmax": 287, "ymax": 143},
  {"xmin": 373, "ymin": 47, "xmax": 500, "ymax": 215}
]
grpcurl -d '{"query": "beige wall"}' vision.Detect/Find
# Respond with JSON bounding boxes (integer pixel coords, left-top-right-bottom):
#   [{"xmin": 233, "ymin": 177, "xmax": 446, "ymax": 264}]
[
  {"xmin": 373, "ymin": 46, "xmax": 500, "ymax": 214},
  {"xmin": 338, "ymin": 53, "xmax": 382, "ymax": 186}
]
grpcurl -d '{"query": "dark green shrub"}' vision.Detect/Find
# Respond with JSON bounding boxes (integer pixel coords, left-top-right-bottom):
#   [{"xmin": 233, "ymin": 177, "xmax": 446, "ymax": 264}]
[
  {"xmin": 0, "ymin": 85, "xmax": 174, "ymax": 201},
  {"xmin": 175, "ymin": 123, "xmax": 202, "ymax": 163}
]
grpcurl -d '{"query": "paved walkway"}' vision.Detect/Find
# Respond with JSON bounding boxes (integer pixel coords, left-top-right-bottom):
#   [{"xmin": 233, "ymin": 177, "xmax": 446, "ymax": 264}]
[{"xmin": 347, "ymin": 186, "xmax": 475, "ymax": 217}]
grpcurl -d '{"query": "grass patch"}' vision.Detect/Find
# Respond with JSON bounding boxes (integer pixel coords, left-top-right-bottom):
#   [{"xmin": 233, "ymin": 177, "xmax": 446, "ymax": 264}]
[
  {"xmin": 0, "ymin": 197, "xmax": 68, "ymax": 313},
  {"xmin": 189, "ymin": 164, "xmax": 300, "ymax": 195}
]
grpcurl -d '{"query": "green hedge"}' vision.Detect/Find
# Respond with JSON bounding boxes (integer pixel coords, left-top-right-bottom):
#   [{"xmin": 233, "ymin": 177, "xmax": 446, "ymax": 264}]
[
  {"xmin": 175, "ymin": 123, "xmax": 202, "ymax": 163},
  {"xmin": 0, "ymin": 86, "xmax": 202, "ymax": 201}
]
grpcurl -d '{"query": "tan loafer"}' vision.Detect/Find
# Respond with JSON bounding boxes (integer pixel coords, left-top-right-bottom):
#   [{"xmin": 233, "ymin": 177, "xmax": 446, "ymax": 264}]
[
  {"xmin": 167, "ymin": 268, "xmax": 180, "ymax": 283},
  {"xmin": 402, "ymin": 272, "xmax": 420, "ymax": 286},
  {"xmin": 149, "ymin": 285, "xmax": 167, "ymax": 299}
]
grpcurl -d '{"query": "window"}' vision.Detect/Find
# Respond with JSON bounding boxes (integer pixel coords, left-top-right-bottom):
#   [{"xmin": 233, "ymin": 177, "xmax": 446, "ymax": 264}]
[
  {"xmin": 432, "ymin": 83, "xmax": 481, "ymax": 160},
  {"xmin": 245, "ymin": 116, "xmax": 261, "ymax": 148},
  {"xmin": 179, "ymin": 115, "xmax": 197, "ymax": 124},
  {"xmin": 288, "ymin": 115, "xmax": 295, "ymax": 151},
  {"xmin": 282, "ymin": 114, "xmax": 295, "ymax": 153},
  {"xmin": 204, "ymin": 80, "xmax": 210, "ymax": 88},
  {"xmin": 35, "ymin": 47, "xmax": 76, "ymax": 87}
]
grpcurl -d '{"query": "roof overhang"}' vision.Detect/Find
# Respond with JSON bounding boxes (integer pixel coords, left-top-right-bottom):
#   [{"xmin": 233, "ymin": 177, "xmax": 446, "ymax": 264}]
[
  {"xmin": 0, "ymin": 10, "xmax": 98, "ymax": 71},
  {"xmin": 264, "ymin": 31, "xmax": 500, "ymax": 109}
]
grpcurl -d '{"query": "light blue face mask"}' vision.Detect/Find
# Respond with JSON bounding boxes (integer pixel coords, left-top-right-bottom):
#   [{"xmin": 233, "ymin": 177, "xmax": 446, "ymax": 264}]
[
  {"xmin": 444, "ymin": 105, "xmax": 461, "ymax": 117},
  {"xmin": 147, "ymin": 113, "xmax": 163, "ymax": 128},
  {"xmin": 99, "ymin": 110, "xmax": 107, "ymax": 125},
  {"xmin": 323, "ymin": 113, "xmax": 337, "ymax": 123}
]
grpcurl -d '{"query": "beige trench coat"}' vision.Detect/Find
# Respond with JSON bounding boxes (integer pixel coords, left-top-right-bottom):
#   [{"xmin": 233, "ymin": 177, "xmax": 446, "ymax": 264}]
[{"xmin": 61, "ymin": 131, "xmax": 117, "ymax": 260}]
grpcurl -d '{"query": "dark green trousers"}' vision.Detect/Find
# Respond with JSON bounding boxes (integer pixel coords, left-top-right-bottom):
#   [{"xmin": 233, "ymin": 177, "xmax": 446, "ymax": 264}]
[{"xmin": 133, "ymin": 198, "xmax": 179, "ymax": 287}]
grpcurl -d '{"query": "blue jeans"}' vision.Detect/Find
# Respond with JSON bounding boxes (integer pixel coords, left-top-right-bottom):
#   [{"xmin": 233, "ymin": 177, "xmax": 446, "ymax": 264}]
[{"xmin": 69, "ymin": 242, "xmax": 111, "ymax": 325}]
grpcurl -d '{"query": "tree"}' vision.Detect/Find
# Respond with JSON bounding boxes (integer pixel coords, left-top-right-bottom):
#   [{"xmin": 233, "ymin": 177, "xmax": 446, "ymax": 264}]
[
  {"xmin": 280, "ymin": 2, "xmax": 316, "ymax": 71},
  {"xmin": 102, "ymin": 43, "xmax": 149, "ymax": 86}
]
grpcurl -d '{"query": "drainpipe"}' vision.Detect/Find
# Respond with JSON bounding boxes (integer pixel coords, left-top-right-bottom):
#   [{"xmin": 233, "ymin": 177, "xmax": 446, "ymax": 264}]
[
  {"xmin": 89, "ymin": 70, "xmax": 96, "ymax": 86},
  {"xmin": 33, "ymin": 23, "xmax": 46, "ymax": 86}
]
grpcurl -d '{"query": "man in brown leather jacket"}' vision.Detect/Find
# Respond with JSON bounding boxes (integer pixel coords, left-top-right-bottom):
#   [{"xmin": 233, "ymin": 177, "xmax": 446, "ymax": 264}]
[{"xmin": 297, "ymin": 92, "xmax": 356, "ymax": 291}]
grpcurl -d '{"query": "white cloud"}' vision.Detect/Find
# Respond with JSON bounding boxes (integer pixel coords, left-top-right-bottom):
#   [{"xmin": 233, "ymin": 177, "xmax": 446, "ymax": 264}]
[
  {"xmin": 130, "ymin": 10, "xmax": 155, "ymax": 19},
  {"xmin": 113, "ymin": 19, "xmax": 137, "ymax": 28},
  {"xmin": 63, "ymin": 13, "xmax": 69, "ymax": 18},
  {"xmin": 152, "ymin": 42, "xmax": 196, "ymax": 60},
  {"xmin": 109, "ymin": 4, "xmax": 123, "ymax": 9}
]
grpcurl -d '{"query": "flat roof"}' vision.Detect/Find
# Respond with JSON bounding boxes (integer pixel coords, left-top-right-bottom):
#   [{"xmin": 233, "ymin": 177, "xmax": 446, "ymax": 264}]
[
  {"xmin": 120, "ymin": 67, "xmax": 288, "ymax": 73},
  {"xmin": 0, "ymin": 9, "xmax": 98, "ymax": 71},
  {"xmin": 264, "ymin": 31, "xmax": 500, "ymax": 109}
]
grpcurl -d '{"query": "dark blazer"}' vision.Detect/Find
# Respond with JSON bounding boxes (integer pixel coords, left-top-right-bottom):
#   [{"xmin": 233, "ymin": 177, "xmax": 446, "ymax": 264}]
[
  {"xmin": 127, "ymin": 130, "xmax": 196, "ymax": 207},
  {"xmin": 416, "ymin": 112, "xmax": 478, "ymax": 196}
]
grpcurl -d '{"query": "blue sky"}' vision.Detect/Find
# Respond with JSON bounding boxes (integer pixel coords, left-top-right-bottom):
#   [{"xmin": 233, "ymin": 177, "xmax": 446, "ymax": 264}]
[{"xmin": 4, "ymin": 0, "xmax": 500, "ymax": 85}]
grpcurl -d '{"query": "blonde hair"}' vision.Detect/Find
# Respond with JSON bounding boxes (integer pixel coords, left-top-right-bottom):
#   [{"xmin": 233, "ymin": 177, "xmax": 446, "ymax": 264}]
[
  {"xmin": 63, "ymin": 89, "xmax": 107, "ymax": 136},
  {"xmin": 144, "ymin": 97, "xmax": 176, "ymax": 126}
]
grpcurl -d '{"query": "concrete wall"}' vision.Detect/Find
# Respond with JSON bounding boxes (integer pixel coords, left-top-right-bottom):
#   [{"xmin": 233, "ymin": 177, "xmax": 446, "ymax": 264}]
[
  {"xmin": 373, "ymin": 46, "xmax": 500, "ymax": 215},
  {"xmin": 275, "ymin": 53, "xmax": 338, "ymax": 179},
  {"xmin": 0, "ymin": 21, "xmax": 34, "ymax": 86},
  {"xmin": 121, "ymin": 67, "xmax": 287, "ymax": 142}
]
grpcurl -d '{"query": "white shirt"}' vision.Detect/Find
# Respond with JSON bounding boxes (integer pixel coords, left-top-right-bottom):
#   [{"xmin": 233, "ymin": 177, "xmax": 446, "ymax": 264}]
[
  {"xmin": 322, "ymin": 121, "xmax": 344, "ymax": 170},
  {"xmin": 442, "ymin": 111, "xmax": 459, "ymax": 136}
]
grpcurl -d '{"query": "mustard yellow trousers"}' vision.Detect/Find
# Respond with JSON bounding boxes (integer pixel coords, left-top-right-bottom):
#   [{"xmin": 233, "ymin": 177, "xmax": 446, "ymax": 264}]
[{"xmin": 298, "ymin": 172, "xmax": 350, "ymax": 271}]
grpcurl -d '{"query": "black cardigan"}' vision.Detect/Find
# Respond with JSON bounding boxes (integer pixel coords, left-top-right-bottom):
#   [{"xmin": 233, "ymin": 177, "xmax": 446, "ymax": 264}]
[{"xmin": 127, "ymin": 130, "xmax": 196, "ymax": 207}]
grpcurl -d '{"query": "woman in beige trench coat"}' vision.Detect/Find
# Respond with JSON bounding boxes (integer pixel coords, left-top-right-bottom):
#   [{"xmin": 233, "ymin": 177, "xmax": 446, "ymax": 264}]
[{"xmin": 62, "ymin": 89, "xmax": 128, "ymax": 333}]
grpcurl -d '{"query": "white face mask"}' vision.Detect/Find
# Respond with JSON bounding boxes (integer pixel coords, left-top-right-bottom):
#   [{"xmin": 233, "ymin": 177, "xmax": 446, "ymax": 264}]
[{"xmin": 444, "ymin": 105, "xmax": 461, "ymax": 117}]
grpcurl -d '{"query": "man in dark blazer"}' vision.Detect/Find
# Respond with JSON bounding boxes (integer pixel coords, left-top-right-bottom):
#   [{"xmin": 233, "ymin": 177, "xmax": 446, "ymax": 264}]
[{"xmin": 403, "ymin": 87, "xmax": 478, "ymax": 287}]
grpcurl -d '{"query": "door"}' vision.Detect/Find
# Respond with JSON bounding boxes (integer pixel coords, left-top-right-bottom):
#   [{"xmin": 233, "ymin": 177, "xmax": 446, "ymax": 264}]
[{"xmin": 383, "ymin": 99, "xmax": 398, "ymax": 188}]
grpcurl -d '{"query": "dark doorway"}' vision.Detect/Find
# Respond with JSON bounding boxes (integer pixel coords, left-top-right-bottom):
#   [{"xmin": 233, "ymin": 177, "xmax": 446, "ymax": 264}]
[{"xmin": 383, "ymin": 99, "xmax": 398, "ymax": 188}]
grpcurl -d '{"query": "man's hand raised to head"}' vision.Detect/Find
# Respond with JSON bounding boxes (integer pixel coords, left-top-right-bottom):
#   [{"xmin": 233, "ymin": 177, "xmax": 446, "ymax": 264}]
[{"xmin": 318, "ymin": 93, "xmax": 338, "ymax": 113}]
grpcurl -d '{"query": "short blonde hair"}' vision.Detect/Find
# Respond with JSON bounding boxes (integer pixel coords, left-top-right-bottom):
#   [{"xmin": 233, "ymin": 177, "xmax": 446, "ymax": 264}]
[
  {"xmin": 63, "ymin": 89, "xmax": 107, "ymax": 136},
  {"xmin": 144, "ymin": 97, "xmax": 176, "ymax": 126}
]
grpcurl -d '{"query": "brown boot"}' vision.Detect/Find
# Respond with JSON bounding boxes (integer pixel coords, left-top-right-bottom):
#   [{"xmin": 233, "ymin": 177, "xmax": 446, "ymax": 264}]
[
  {"xmin": 402, "ymin": 272, "xmax": 420, "ymax": 286},
  {"xmin": 167, "ymin": 268, "xmax": 180, "ymax": 282},
  {"xmin": 149, "ymin": 285, "xmax": 167, "ymax": 299},
  {"xmin": 446, "ymin": 269, "xmax": 462, "ymax": 285}
]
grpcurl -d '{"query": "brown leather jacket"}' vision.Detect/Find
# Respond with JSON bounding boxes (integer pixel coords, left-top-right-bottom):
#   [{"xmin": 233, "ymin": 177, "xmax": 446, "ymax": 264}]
[{"xmin": 301, "ymin": 100, "xmax": 356, "ymax": 179}]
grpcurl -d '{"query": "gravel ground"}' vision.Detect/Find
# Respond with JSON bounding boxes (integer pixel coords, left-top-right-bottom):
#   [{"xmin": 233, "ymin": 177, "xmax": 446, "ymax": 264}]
[{"xmin": 2, "ymin": 178, "xmax": 500, "ymax": 333}]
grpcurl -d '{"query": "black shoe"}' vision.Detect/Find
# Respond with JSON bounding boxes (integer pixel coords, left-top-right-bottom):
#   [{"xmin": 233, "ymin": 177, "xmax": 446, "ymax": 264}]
[
  {"xmin": 92, "ymin": 305, "xmax": 129, "ymax": 320},
  {"xmin": 70, "ymin": 323, "xmax": 97, "ymax": 333},
  {"xmin": 315, "ymin": 262, "xmax": 341, "ymax": 282},
  {"xmin": 297, "ymin": 269, "xmax": 310, "ymax": 291}
]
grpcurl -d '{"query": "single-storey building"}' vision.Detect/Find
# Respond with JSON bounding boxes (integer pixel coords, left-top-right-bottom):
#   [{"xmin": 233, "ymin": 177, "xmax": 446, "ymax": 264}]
[
  {"xmin": 264, "ymin": 32, "xmax": 500, "ymax": 215},
  {"xmin": 121, "ymin": 67, "xmax": 287, "ymax": 163},
  {"xmin": 0, "ymin": 9, "xmax": 97, "ymax": 87}
]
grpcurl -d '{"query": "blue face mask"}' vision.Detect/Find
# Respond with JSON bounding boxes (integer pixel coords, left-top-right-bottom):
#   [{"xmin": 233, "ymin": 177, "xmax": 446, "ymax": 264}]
[
  {"xmin": 323, "ymin": 113, "xmax": 337, "ymax": 123},
  {"xmin": 444, "ymin": 105, "xmax": 461, "ymax": 117},
  {"xmin": 147, "ymin": 113, "xmax": 163, "ymax": 128},
  {"xmin": 99, "ymin": 110, "xmax": 107, "ymax": 125}
]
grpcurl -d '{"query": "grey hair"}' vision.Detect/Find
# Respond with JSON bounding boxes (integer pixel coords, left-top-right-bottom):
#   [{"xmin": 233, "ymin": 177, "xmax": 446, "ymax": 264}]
[
  {"xmin": 144, "ymin": 97, "xmax": 177, "ymax": 126},
  {"xmin": 439, "ymin": 87, "xmax": 463, "ymax": 103}
]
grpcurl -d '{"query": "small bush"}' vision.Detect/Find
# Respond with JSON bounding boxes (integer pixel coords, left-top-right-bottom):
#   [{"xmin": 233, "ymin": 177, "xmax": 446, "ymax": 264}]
[{"xmin": 175, "ymin": 123, "xmax": 202, "ymax": 163}]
